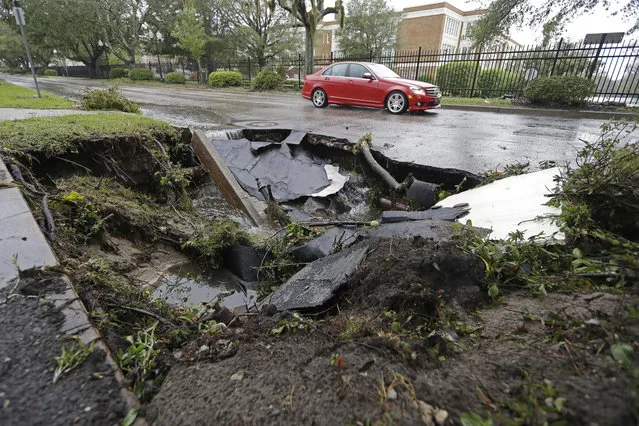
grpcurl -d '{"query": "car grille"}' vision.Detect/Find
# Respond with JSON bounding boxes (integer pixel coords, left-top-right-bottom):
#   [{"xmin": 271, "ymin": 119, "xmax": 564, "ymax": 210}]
[{"xmin": 427, "ymin": 87, "xmax": 440, "ymax": 97}]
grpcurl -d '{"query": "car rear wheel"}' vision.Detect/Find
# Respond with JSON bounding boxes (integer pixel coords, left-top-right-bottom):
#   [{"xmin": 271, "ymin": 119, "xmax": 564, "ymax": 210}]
[
  {"xmin": 312, "ymin": 88, "xmax": 328, "ymax": 108},
  {"xmin": 386, "ymin": 91, "xmax": 407, "ymax": 114}
]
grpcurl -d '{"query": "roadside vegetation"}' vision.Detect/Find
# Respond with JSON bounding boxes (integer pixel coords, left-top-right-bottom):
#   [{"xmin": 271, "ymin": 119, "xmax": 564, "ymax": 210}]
[
  {"xmin": 0, "ymin": 79, "xmax": 75, "ymax": 109},
  {"xmin": 81, "ymin": 85, "xmax": 141, "ymax": 113}
]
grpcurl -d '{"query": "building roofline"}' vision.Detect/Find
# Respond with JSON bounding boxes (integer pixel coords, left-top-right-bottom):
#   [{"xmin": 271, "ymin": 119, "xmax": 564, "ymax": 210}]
[{"xmin": 402, "ymin": 2, "xmax": 486, "ymax": 17}]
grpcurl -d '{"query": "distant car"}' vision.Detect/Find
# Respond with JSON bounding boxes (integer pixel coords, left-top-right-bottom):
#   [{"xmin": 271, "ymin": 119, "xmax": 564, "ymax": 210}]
[{"xmin": 302, "ymin": 62, "xmax": 441, "ymax": 114}]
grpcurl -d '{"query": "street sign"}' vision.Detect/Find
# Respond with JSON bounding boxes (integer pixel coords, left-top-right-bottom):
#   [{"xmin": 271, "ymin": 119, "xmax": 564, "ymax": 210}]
[
  {"xmin": 12, "ymin": 7, "xmax": 25, "ymax": 26},
  {"xmin": 584, "ymin": 32, "xmax": 624, "ymax": 45}
]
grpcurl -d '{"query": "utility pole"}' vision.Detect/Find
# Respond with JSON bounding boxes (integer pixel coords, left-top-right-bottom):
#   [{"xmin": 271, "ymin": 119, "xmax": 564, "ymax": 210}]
[{"xmin": 12, "ymin": 0, "xmax": 41, "ymax": 97}]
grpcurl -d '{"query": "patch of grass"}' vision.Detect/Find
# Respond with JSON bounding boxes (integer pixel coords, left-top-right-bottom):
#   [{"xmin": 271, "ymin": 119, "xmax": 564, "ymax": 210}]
[
  {"xmin": 52, "ymin": 339, "xmax": 95, "ymax": 383},
  {"xmin": 81, "ymin": 85, "xmax": 141, "ymax": 113},
  {"xmin": 441, "ymin": 97, "xmax": 513, "ymax": 107},
  {"xmin": 0, "ymin": 113, "xmax": 177, "ymax": 156},
  {"xmin": 0, "ymin": 79, "xmax": 75, "ymax": 109}
]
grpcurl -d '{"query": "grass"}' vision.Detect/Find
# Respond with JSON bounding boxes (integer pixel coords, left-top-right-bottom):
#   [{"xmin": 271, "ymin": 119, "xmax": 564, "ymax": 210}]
[
  {"xmin": 52, "ymin": 339, "xmax": 94, "ymax": 383},
  {"xmin": 440, "ymin": 97, "xmax": 513, "ymax": 107},
  {"xmin": 0, "ymin": 112, "xmax": 177, "ymax": 156},
  {"xmin": 0, "ymin": 79, "xmax": 75, "ymax": 109}
]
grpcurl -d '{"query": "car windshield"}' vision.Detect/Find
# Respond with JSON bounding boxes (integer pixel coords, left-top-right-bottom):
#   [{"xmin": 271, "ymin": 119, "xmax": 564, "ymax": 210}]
[{"xmin": 368, "ymin": 64, "xmax": 400, "ymax": 79}]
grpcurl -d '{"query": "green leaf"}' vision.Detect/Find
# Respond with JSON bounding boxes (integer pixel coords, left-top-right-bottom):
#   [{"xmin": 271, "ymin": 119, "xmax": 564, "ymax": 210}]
[
  {"xmin": 271, "ymin": 325, "xmax": 286, "ymax": 335},
  {"xmin": 122, "ymin": 407, "xmax": 138, "ymax": 426},
  {"xmin": 611, "ymin": 343, "xmax": 634, "ymax": 365},
  {"xmin": 554, "ymin": 396, "xmax": 566, "ymax": 412},
  {"xmin": 488, "ymin": 285, "xmax": 499, "ymax": 298},
  {"xmin": 460, "ymin": 412, "xmax": 493, "ymax": 426}
]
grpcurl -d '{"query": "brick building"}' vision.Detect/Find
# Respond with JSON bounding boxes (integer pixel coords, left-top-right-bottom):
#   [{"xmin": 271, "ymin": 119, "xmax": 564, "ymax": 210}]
[{"xmin": 315, "ymin": 1, "xmax": 520, "ymax": 57}]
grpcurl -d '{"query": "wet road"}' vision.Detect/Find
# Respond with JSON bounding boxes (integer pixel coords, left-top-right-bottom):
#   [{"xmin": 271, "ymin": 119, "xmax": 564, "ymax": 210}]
[{"xmin": 2, "ymin": 74, "xmax": 607, "ymax": 173}]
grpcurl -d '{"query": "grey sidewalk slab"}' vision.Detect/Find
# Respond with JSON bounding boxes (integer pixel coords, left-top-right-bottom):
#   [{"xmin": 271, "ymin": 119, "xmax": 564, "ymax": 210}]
[
  {"xmin": 0, "ymin": 108, "xmax": 93, "ymax": 122},
  {"xmin": 0, "ymin": 187, "xmax": 58, "ymax": 290}
]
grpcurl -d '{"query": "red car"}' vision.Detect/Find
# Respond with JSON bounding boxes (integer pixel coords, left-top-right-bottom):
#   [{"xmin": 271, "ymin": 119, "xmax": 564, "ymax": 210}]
[{"xmin": 302, "ymin": 62, "xmax": 441, "ymax": 114}]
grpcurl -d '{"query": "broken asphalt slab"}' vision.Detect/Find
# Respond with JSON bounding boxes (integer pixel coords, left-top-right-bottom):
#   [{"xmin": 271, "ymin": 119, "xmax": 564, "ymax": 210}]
[
  {"xmin": 289, "ymin": 226, "xmax": 359, "ymax": 262},
  {"xmin": 381, "ymin": 206, "xmax": 470, "ymax": 223},
  {"xmin": 263, "ymin": 242, "xmax": 369, "ymax": 311}
]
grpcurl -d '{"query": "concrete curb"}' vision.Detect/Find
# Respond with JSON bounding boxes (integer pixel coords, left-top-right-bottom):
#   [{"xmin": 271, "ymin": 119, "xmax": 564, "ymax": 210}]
[
  {"xmin": 0, "ymin": 157, "xmax": 147, "ymax": 425},
  {"xmin": 440, "ymin": 103, "xmax": 638, "ymax": 120},
  {"xmin": 191, "ymin": 129, "xmax": 264, "ymax": 226}
]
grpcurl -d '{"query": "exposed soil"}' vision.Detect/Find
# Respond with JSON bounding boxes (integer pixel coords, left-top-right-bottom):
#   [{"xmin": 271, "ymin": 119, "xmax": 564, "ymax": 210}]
[
  {"xmin": 0, "ymin": 272, "xmax": 127, "ymax": 426},
  {"xmin": 146, "ymin": 238, "xmax": 639, "ymax": 425}
]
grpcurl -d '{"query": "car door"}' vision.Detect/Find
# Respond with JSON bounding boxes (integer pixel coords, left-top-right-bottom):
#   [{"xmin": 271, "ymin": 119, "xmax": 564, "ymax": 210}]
[
  {"xmin": 321, "ymin": 63, "xmax": 349, "ymax": 103},
  {"xmin": 346, "ymin": 64, "xmax": 381, "ymax": 107}
]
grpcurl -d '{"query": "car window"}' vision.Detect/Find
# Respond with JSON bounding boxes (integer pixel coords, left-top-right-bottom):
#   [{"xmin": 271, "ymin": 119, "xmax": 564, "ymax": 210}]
[
  {"xmin": 347, "ymin": 64, "xmax": 369, "ymax": 78},
  {"xmin": 321, "ymin": 67, "xmax": 332, "ymax": 76},
  {"xmin": 330, "ymin": 63, "xmax": 348, "ymax": 77}
]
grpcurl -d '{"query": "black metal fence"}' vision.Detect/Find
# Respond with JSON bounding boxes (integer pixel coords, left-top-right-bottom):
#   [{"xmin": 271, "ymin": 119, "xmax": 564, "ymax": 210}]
[{"xmin": 48, "ymin": 40, "xmax": 639, "ymax": 104}]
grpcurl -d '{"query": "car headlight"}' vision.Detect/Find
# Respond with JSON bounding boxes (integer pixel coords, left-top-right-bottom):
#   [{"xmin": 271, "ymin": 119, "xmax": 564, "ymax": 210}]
[{"xmin": 410, "ymin": 87, "xmax": 425, "ymax": 95}]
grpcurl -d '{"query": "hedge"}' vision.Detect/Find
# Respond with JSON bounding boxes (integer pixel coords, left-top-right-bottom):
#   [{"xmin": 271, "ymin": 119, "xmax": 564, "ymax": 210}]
[
  {"xmin": 128, "ymin": 68, "xmax": 154, "ymax": 81},
  {"xmin": 251, "ymin": 70, "xmax": 283, "ymax": 90},
  {"xmin": 109, "ymin": 68, "xmax": 128, "ymax": 79},
  {"xmin": 43, "ymin": 69, "xmax": 58, "ymax": 77},
  {"xmin": 208, "ymin": 71, "xmax": 243, "ymax": 87},
  {"xmin": 477, "ymin": 69, "xmax": 522, "ymax": 97},
  {"xmin": 524, "ymin": 76, "xmax": 595, "ymax": 106},
  {"xmin": 165, "ymin": 72, "xmax": 186, "ymax": 84},
  {"xmin": 435, "ymin": 62, "xmax": 475, "ymax": 95}
]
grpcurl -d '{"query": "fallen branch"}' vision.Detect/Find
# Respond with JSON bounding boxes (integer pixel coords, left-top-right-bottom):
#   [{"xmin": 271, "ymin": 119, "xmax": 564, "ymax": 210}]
[
  {"xmin": 360, "ymin": 138, "xmax": 413, "ymax": 192},
  {"xmin": 116, "ymin": 305, "xmax": 175, "ymax": 327}
]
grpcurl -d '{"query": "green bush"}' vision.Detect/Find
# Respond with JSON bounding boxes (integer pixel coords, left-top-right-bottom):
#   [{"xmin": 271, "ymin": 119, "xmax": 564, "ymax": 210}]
[
  {"xmin": 43, "ymin": 69, "xmax": 58, "ymax": 77},
  {"xmin": 81, "ymin": 86, "xmax": 141, "ymax": 114},
  {"xmin": 477, "ymin": 69, "xmax": 522, "ymax": 97},
  {"xmin": 208, "ymin": 71, "xmax": 243, "ymax": 87},
  {"xmin": 524, "ymin": 76, "xmax": 595, "ymax": 106},
  {"xmin": 36, "ymin": 68, "xmax": 45, "ymax": 76},
  {"xmin": 128, "ymin": 68, "xmax": 154, "ymax": 81},
  {"xmin": 251, "ymin": 70, "xmax": 283, "ymax": 90},
  {"xmin": 109, "ymin": 68, "xmax": 128, "ymax": 79},
  {"xmin": 418, "ymin": 71, "xmax": 437, "ymax": 83},
  {"xmin": 435, "ymin": 62, "xmax": 476, "ymax": 96},
  {"xmin": 165, "ymin": 72, "xmax": 186, "ymax": 84}
]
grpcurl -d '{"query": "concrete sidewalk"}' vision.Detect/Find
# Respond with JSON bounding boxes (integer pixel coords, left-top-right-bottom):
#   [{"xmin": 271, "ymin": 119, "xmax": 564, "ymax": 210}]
[{"xmin": 0, "ymin": 108, "xmax": 92, "ymax": 122}]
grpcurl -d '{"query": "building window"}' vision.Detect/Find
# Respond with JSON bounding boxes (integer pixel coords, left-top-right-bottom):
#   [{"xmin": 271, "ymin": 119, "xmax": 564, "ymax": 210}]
[{"xmin": 444, "ymin": 17, "xmax": 461, "ymax": 37}]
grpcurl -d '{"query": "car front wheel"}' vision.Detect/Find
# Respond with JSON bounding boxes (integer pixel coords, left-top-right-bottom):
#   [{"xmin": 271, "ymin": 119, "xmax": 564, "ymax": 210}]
[
  {"xmin": 386, "ymin": 91, "xmax": 407, "ymax": 114},
  {"xmin": 312, "ymin": 88, "xmax": 328, "ymax": 108}
]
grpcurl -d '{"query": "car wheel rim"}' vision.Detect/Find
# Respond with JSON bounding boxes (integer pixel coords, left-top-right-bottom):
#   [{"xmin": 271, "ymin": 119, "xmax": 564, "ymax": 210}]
[
  {"xmin": 388, "ymin": 94, "xmax": 405, "ymax": 113},
  {"xmin": 313, "ymin": 91, "xmax": 325, "ymax": 106}
]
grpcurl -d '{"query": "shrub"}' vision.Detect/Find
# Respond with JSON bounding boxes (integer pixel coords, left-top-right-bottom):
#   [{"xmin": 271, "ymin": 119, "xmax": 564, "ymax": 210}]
[
  {"xmin": 477, "ymin": 69, "xmax": 522, "ymax": 97},
  {"xmin": 165, "ymin": 72, "xmax": 186, "ymax": 84},
  {"xmin": 251, "ymin": 70, "xmax": 283, "ymax": 90},
  {"xmin": 128, "ymin": 68, "xmax": 154, "ymax": 81},
  {"xmin": 524, "ymin": 76, "xmax": 595, "ymax": 106},
  {"xmin": 36, "ymin": 68, "xmax": 45, "ymax": 76},
  {"xmin": 208, "ymin": 71, "xmax": 243, "ymax": 87},
  {"xmin": 435, "ymin": 62, "xmax": 476, "ymax": 96},
  {"xmin": 109, "ymin": 68, "xmax": 128, "ymax": 79},
  {"xmin": 418, "ymin": 72, "xmax": 437, "ymax": 84},
  {"xmin": 81, "ymin": 85, "xmax": 141, "ymax": 114},
  {"xmin": 43, "ymin": 69, "xmax": 58, "ymax": 77}
]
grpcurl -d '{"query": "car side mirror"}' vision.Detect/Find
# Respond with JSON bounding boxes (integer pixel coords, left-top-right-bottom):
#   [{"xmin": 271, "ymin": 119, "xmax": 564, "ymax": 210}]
[{"xmin": 362, "ymin": 73, "xmax": 373, "ymax": 80}]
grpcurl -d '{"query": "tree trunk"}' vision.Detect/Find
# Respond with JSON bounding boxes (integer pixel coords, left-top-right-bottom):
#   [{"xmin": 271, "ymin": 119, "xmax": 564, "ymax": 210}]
[
  {"xmin": 305, "ymin": 26, "xmax": 314, "ymax": 76},
  {"xmin": 88, "ymin": 59, "xmax": 97, "ymax": 79}
]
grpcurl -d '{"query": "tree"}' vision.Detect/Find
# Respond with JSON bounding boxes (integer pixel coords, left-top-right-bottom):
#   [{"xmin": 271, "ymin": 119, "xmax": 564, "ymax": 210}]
[
  {"xmin": 471, "ymin": 0, "xmax": 638, "ymax": 46},
  {"xmin": 337, "ymin": 0, "xmax": 399, "ymax": 57},
  {"xmin": 100, "ymin": 0, "xmax": 152, "ymax": 67},
  {"xmin": 173, "ymin": 6, "xmax": 208, "ymax": 81},
  {"xmin": 272, "ymin": 0, "xmax": 344, "ymax": 75},
  {"xmin": 0, "ymin": 21, "xmax": 26, "ymax": 69},
  {"xmin": 218, "ymin": 0, "xmax": 296, "ymax": 67}
]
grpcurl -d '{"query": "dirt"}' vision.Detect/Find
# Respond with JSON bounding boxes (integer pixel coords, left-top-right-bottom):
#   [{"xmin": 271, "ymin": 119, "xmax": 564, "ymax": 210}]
[
  {"xmin": 0, "ymin": 273, "xmax": 128, "ymax": 426},
  {"xmin": 145, "ymin": 238, "xmax": 639, "ymax": 425}
]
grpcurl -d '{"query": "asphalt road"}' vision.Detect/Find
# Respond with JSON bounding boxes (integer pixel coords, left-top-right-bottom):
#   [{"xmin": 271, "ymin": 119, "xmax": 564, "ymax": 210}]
[{"xmin": 2, "ymin": 74, "xmax": 609, "ymax": 174}]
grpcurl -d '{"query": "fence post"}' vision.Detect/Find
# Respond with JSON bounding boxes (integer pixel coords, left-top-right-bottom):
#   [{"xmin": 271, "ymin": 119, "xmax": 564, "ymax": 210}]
[
  {"xmin": 550, "ymin": 38, "xmax": 564, "ymax": 76},
  {"xmin": 330, "ymin": 51, "xmax": 333, "ymax": 64},
  {"xmin": 298, "ymin": 53, "xmax": 302, "ymax": 88},
  {"xmin": 414, "ymin": 46, "xmax": 422, "ymax": 80},
  {"xmin": 470, "ymin": 47, "xmax": 482, "ymax": 97},
  {"xmin": 370, "ymin": 49, "xmax": 373, "ymax": 62},
  {"xmin": 248, "ymin": 58, "xmax": 251, "ymax": 82}
]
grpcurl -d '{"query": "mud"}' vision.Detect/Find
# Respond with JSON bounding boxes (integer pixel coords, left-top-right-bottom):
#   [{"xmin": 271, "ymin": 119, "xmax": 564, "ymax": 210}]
[
  {"xmin": 146, "ymin": 238, "xmax": 639, "ymax": 425},
  {"xmin": 0, "ymin": 273, "xmax": 127, "ymax": 426}
]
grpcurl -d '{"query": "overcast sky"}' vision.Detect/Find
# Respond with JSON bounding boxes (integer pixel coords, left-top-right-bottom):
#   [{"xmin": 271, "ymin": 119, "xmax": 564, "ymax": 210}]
[{"xmin": 333, "ymin": 0, "xmax": 636, "ymax": 46}]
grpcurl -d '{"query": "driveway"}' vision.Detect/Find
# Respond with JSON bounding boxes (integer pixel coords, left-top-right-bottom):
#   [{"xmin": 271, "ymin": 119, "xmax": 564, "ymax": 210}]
[{"xmin": 2, "ymin": 74, "xmax": 607, "ymax": 174}]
